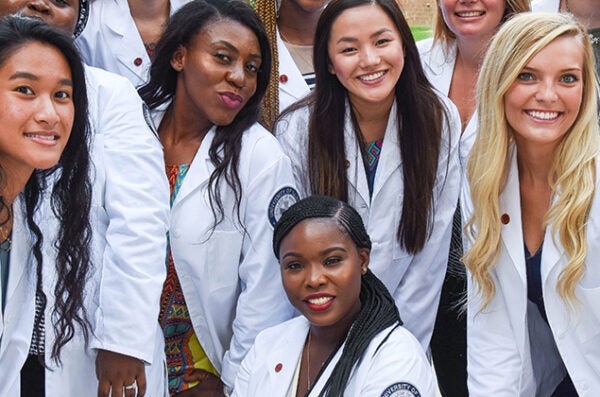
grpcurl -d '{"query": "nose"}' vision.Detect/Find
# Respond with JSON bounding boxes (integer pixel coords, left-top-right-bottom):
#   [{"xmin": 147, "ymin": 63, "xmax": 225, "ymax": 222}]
[
  {"xmin": 535, "ymin": 80, "xmax": 559, "ymax": 103},
  {"xmin": 359, "ymin": 46, "xmax": 380, "ymax": 69},
  {"xmin": 34, "ymin": 95, "xmax": 60, "ymax": 128},
  {"xmin": 27, "ymin": 0, "xmax": 51, "ymax": 14},
  {"xmin": 306, "ymin": 264, "xmax": 327, "ymax": 289},
  {"xmin": 226, "ymin": 62, "xmax": 246, "ymax": 89}
]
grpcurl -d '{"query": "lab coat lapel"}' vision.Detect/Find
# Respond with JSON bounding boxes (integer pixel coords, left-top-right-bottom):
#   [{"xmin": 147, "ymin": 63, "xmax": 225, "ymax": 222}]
[
  {"xmin": 499, "ymin": 146, "xmax": 527, "ymax": 284},
  {"xmin": 344, "ymin": 104, "xmax": 371, "ymax": 206},
  {"xmin": 267, "ymin": 319, "xmax": 309, "ymax": 395},
  {"xmin": 171, "ymin": 127, "xmax": 216, "ymax": 209},
  {"xmin": 371, "ymin": 101, "xmax": 401, "ymax": 202}
]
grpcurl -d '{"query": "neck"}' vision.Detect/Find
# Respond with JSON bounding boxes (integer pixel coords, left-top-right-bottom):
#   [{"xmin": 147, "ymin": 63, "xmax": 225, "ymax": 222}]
[
  {"xmin": 128, "ymin": 0, "xmax": 169, "ymax": 21},
  {"xmin": 351, "ymin": 96, "xmax": 393, "ymax": 142},
  {"xmin": 160, "ymin": 101, "xmax": 212, "ymax": 145},
  {"xmin": 455, "ymin": 36, "xmax": 490, "ymax": 70},
  {"xmin": 515, "ymin": 140, "xmax": 556, "ymax": 187},
  {"xmin": 277, "ymin": 1, "xmax": 323, "ymax": 45},
  {"xmin": 309, "ymin": 302, "xmax": 360, "ymax": 349}
]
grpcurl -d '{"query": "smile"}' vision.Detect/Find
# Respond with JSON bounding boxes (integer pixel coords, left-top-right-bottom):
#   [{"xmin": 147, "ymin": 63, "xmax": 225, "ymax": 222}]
[
  {"xmin": 526, "ymin": 110, "xmax": 560, "ymax": 121},
  {"xmin": 456, "ymin": 11, "xmax": 485, "ymax": 17},
  {"xmin": 304, "ymin": 294, "xmax": 335, "ymax": 311},
  {"xmin": 307, "ymin": 296, "xmax": 333, "ymax": 305},
  {"xmin": 358, "ymin": 71, "xmax": 385, "ymax": 82},
  {"xmin": 25, "ymin": 133, "xmax": 57, "ymax": 141}
]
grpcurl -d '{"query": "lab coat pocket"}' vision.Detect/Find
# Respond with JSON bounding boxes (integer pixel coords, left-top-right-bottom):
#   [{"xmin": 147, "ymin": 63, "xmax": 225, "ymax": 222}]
[
  {"xmin": 574, "ymin": 285, "xmax": 600, "ymax": 345},
  {"xmin": 207, "ymin": 231, "xmax": 243, "ymax": 293}
]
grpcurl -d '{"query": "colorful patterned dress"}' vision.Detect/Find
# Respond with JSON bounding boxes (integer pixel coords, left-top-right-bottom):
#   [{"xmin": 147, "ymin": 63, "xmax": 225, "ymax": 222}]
[{"xmin": 160, "ymin": 164, "xmax": 218, "ymax": 395}]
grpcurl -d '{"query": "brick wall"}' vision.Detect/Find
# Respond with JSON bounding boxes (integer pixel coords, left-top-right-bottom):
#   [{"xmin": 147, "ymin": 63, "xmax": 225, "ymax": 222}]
[{"xmin": 397, "ymin": 0, "xmax": 436, "ymax": 27}]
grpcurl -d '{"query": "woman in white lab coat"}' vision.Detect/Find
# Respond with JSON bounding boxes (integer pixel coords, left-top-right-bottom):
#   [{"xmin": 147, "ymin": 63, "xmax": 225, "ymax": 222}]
[
  {"xmin": 252, "ymin": 0, "xmax": 329, "ymax": 129},
  {"xmin": 0, "ymin": 16, "xmax": 92, "ymax": 397},
  {"xmin": 75, "ymin": 0, "xmax": 191, "ymax": 88},
  {"xmin": 233, "ymin": 195, "xmax": 436, "ymax": 397},
  {"xmin": 276, "ymin": 0, "xmax": 461, "ymax": 351},
  {"xmin": 139, "ymin": 1, "xmax": 297, "ymax": 395},
  {"xmin": 464, "ymin": 13, "xmax": 600, "ymax": 396},
  {"xmin": 416, "ymin": 2, "xmax": 529, "ymax": 395}
]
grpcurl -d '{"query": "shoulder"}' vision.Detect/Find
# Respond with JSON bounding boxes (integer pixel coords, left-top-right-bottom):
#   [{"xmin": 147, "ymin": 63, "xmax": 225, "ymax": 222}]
[
  {"xmin": 84, "ymin": 65, "xmax": 138, "ymax": 96},
  {"xmin": 274, "ymin": 104, "xmax": 311, "ymax": 142},
  {"xmin": 254, "ymin": 316, "xmax": 307, "ymax": 346},
  {"xmin": 241, "ymin": 122, "xmax": 287, "ymax": 159},
  {"xmin": 531, "ymin": 0, "xmax": 559, "ymax": 12},
  {"xmin": 416, "ymin": 37, "xmax": 435, "ymax": 56}
]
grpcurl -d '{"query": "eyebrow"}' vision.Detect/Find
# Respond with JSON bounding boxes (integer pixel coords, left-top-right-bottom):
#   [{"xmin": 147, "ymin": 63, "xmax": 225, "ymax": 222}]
[
  {"xmin": 281, "ymin": 246, "xmax": 347, "ymax": 260},
  {"xmin": 521, "ymin": 66, "xmax": 582, "ymax": 73},
  {"xmin": 335, "ymin": 28, "xmax": 393, "ymax": 44},
  {"xmin": 213, "ymin": 40, "xmax": 262, "ymax": 61},
  {"xmin": 10, "ymin": 71, "xmax": 73, "ymax": 86}
]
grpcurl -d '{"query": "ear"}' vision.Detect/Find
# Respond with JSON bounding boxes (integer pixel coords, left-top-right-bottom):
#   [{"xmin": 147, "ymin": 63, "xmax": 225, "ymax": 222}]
[
  {"xmin": 328, "ymin": 60, "xmax": 336, "ymax": 75},
  {"xmin": 171, "ymin": 45, "xmax": 186, "ymax": 72},
  {"xmin": 358, "ymin": 248, "xmax": 369, "ymax": 275}
]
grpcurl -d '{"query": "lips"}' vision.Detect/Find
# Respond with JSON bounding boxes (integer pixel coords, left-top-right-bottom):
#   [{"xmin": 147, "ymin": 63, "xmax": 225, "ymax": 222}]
[
  {"xmin": 219, "ymin": 92, "xmax": 243, "ymax": 109},
  {"xmin": 304, "ymin": 293, "xmax": 335, "ymax": 311},
  {"xmin": 24, "ymin": 132, "xmax": 59, "ymax": 146},
  {"xmin": 456, "ymin": 11, "xmax": 485, "ymax": 17},
  {"xmin": 358, "ymin": 71, "xmax": 386, "ymax": 82}
]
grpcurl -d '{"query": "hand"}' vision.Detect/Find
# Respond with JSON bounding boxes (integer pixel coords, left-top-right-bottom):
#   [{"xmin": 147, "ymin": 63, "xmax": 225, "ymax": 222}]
[
  {"xmin": 172, "ymin": 370, "xmax": 225, "ymax": 397},
  {"xmin": 96, "ymin": 349, "xmax": 146, "ymax": 397}
]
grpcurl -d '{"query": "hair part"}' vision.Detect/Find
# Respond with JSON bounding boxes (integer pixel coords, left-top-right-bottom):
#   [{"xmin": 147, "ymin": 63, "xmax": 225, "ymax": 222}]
[
  {"xmin": 0, "ymin": 15, "xmax": 92, "ymax": 363},
  {"xmin": 465, "ymin": 12, "xmax": 600, "ymax": 311},
  {"xmin": 139, "ymin": 0, "xmax": 271, "ymax": 230}
]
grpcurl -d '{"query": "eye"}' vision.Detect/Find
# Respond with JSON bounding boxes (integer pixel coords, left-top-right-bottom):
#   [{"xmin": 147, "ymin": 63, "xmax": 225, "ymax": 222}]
[
  {"xmin": 516, "ymin": 72, "xmax": 535, "ymax": 82},
  {"xmin": 245, "ymin": 62, "xmax": 259, "ymax": 74},
  {"xmin": 15, "ymin": 86, "xmax": 34, "ymax": 95},
  {"xmin": 214, "ymin": 52, "xmax": 231, "ymax": 63},
  {"xmin": 283, "ymin": 261, "xmax": 303, "ymax": 271},
  {"xmin": 54, "ymin": 90, "xmax": 72, "ymax": 100},
  {"xmin": 375, "ymin": 38, "xmax": 390, "ymax": 46},
  {"xmin": 560, "ymin": 74, "xmax": 578, "ymax": 84},
  {"xmin": 340, "ymin": 47, "xmax": 357, "ymax": 54},
  {"xmin": 324, "ymin": 256, "xmax": 341, "ymax": 266},
  {"xmin": 54, "ymin": 0, "xmax": 70, "ymax": 6}
]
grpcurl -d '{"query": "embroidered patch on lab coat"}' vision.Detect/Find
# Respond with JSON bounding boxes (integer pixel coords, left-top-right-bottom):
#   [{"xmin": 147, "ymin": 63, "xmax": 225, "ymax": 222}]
[
  {"xmin": 380, "ymin": 382, "xmax": 421, "ymax": 397},
  {"xmin": 268, "ymin": 186, "xmax": 299, "ymax": 226}
]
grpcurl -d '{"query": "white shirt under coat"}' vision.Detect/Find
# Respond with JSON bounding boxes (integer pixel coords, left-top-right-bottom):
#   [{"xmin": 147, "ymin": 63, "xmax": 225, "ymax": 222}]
[
  {"xmin": 232, "ymin": 316, "xmax": 437, "ymax": 397},
  {"xmin": 275, "ymin": 98, "xmax": 461, "ymax": 351},
  {"xmin": 153, "ymin": 109, "xmax": 297, "ymax": 391},
  {"xmin": 75, "ymin": 0, "xmax": 191, "ymax": 88},
  {"xmin": 463, "ymin": 145, "xmax": 600, "ymax": 396}
]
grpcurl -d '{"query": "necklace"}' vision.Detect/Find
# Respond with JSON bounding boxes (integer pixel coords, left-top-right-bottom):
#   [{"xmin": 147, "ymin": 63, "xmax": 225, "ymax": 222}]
[{"xmin": 0, "ymin": 236, "xmax": 10, "ymax": 252}]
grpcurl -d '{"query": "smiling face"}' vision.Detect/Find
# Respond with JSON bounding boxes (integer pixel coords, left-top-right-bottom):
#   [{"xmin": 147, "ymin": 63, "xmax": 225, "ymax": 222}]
[
  {"xmin": 504, "ymin": 35, "xmax": 584, "ymax": 152},
  {"xmin": 279, "ymin": 218, "xmax": 369, "ymax": 332},
  {"xmin": 0, "ymin": 0, "xmax": 79, "ymax": 36},
  {"xmin": 327, "ymin": 3, "xmax": 404, "ymax": 111},
  {"xmin": 0, "ymin": 41, "xmax": 74, "ymax": 181},
  {"xmin": 171, "ymin": 18, "xmax": 261, "ymax": 131},
  {"xmin": 440, "ymin": 0, "xmax": 506, "ymax": 42}
]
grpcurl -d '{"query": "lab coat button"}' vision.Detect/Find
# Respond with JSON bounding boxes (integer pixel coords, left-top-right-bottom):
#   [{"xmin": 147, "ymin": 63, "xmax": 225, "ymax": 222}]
[
  {"xmin": 134, "ymin": 57, "xmax": 143, "ymax": 66},
  {"xmin": 275, "ymin": 363, "xmax": 283, "ymax": 372},
  {"xmin": 501, "ymin": 213, "xmax": 510, "ymax": 224},
  {"xmin": 279, "ymin": 74, "xmax": 288, "ymax": 83}
]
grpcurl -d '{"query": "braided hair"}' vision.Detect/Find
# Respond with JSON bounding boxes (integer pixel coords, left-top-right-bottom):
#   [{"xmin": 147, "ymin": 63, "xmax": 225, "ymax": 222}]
[{"xmin": 273, "ymin": 195, "xmax": 401, "ymax": 397}]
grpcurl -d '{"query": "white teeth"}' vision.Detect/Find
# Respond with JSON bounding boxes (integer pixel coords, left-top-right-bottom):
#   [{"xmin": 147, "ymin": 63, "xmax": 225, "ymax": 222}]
[
  {"xmin": 359, "ymin": 71, "xmax": 384, "ymax": 81},
  {"xmin": 26, "ymin": 134, "xmax": 56, "ymax": 141},
  {"xmin": 308, "ymin": 296, "xmax": 333, "ymax": 305},
  {"xmin": 457, "ymin": 11, "xmax": 484, "ymax": 17},
  {"xmin": 527, "ymin": 110, "xmax": 559, "ymax": 120}
]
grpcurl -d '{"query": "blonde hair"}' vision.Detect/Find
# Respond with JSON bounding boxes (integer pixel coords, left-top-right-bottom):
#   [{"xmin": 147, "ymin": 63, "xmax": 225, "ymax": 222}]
[
  {"xmin": 465, "ymin": 12, "xmax": 600, "ymax": 311},
  {"xmin": 433, "ymin": 0, "xmax": 530, "ymax": 50},
  {"xmin": 253, "ymin": 0, "xmax": 279, "ymax": 131}
]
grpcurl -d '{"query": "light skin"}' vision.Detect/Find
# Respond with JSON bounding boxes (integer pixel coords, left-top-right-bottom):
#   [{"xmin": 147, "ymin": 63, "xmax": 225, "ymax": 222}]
[
  {"xmin": 440, "ymin": 0, "xmax": 507, "ymax": 131},
  {"xmin": 327, "ymin": 3, "xmax": 404, "ymax": 142},
  {"xmin": 0, "ymin": 41, "xmax": 73, "ymax": 237},
  {"xmin": 504, "ymin": 35, "xmax": 584, "ymax": 254},
  {"xmin": 279, "ymin": 218, "xmax": 369, "ymax": 397},
  {"xmin": 160, "ymin": 18, "xmax": 261, "ymax": 166},
  {"xmin": 0, "ymin": 1, "xmax": 148, "ymax": 396}
]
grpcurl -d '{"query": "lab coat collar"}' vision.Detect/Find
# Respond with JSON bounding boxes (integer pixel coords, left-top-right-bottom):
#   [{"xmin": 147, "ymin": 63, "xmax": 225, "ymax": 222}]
[{"xmin": 276, "ymin": 29, "xmax": 311, "ymax": 104}]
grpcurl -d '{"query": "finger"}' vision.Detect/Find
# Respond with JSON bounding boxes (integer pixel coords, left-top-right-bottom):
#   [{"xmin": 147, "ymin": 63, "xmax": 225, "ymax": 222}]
[
  {"xmin": 97, "ymin": 379, "xmax": 111, "ymax": 397},
  {"xmin": 112, "ymin": 380, "xmax": 125, "ymax": 397},
  {"xmin": 123, "ymin": 379, "xmax": 137, "ymax": 397},
  {"xmin": 137, "ymin": 370, "xmax": 147, "ymax": 397},
  {"xmin": 182, "ymin": 370, "xmax": 208, "ymax": 383}
]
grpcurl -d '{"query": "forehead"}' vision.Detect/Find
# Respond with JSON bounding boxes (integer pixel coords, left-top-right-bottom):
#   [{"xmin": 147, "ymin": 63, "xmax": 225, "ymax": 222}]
[
  {"xmin": 329, "ymin": 4, "xmax": 398, "ymax": 38},
  {"xmin": 192, "ymin": 17, "xmax": 260, "ymax": 51}
]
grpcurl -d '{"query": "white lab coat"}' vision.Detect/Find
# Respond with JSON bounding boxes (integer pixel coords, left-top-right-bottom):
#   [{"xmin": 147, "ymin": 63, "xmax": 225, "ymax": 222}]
[
  {"xmin": 233, "ymin": 316, "xmax": 437, "ymax": 397},
  {"xmin": 153, "ymin": 110, "xmax": 296, "ymax": 391},
  {"xmin": 0, "ymin": 197, "xmax": 36, "ymax": 397},
  {"xmin": 75, "ymin": 0, "xmax": 191, "ymax": 88},
  {"xmin": 531, "ymin": 0, "xmax": 559, "ymax": 12},
  {"xmin": 276, "ymin": 28, "xmax": 311, "ymax": 113},
  {"xmin": 463, "ymin": 145, "xmax": 600, "ymax": 396},
  {"xmin": 35, "ymin": 66, "xmax": 170, "ymax": 397},
  {"xmin": 275, "ymin": 99, "xmax": 461, "ymax": 351},
  {"xmin": 417, "ymin": 37, "xmax": 478, "ymax": 170}
]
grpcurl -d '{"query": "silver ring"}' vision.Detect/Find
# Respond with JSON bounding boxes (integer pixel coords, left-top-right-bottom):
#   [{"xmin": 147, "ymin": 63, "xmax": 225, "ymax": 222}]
[{"xmin": 124, "ymin": 382, "xmax": 136, "ymax": 390}]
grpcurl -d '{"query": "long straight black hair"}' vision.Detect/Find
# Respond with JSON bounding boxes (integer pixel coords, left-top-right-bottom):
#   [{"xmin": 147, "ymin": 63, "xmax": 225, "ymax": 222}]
[
  {"xmin": 139, "ymin": 0, "xmax": 271, "ymax": 226},
  {"xmin": 0, "ymin": 15, "xmax": 92, "ymax": 363},
  {"xmin": 280, "ymin": 0, "xmax": 451, "ymax": 254}
]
